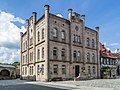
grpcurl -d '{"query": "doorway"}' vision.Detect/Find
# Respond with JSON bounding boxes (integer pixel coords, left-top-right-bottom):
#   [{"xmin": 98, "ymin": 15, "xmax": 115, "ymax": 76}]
[{"xmin": 75, "ymin": 65, "xmax": 80, "ymax": 77}]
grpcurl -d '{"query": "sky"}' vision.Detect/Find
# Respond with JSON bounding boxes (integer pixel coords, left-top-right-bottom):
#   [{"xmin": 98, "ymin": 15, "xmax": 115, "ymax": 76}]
[{"xmin": 0, "ymin": 0, "xmax": 120, "ymax": 63}]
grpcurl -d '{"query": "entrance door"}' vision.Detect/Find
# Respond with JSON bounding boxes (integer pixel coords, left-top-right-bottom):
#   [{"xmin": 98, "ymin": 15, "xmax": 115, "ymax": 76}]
[{"xmin": 75, "ymin": 65, "xmax": 80, "ymax": 77}]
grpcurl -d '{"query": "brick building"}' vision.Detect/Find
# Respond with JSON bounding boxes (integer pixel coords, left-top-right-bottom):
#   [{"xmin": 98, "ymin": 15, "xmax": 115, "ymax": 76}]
[{"xmin": 20, "ymin": 5, "xmax": 100, "ymax": 81}]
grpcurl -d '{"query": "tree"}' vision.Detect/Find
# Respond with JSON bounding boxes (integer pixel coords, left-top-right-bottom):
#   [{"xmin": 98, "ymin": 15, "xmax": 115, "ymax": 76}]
[{"xmin": 12, "ymin": 62, "xmax": 20, "ymax": 67}]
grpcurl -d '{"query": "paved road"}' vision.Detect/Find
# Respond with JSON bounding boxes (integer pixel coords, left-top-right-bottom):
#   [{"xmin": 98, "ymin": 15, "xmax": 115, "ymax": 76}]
[
  {"xmin": 0, "ymin": 79, "xmax": 66, "ymax": 90},
  {"xmin": 0, "ymin": 84, "xmax": 65, "ymax": 90}
]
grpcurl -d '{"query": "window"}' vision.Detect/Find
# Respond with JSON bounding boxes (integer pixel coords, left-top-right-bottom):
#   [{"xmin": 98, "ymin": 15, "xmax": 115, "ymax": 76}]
[
  {"xmin": 30, "ymin": 52, "xmax": 33, "ymax": 61},
  {"xmin": 38, "ymin": 31, "xmax": 40, "ymax": 42},
  {"xmin": 53, "ymin": 28, "xmax": 58, "ymax": 38},
  {"xmin": 92, "ymin": 66, "xmax": 96, "ymax": 74},
  {"xmin": 42, "ymin": 47, "xmax": 44, "ymax": 58},
  {"xmin": 75, "ymin": 26, "xmax": 78, "ymax": 31},
  {"xmin": 101, "ymin": 58, "xmax": 104, "ymax": 64},
  {"xmin": 37, "ymin": 65, "xmax": 40, "ymax": 75},
  {"xmin": 25, "ymin": 41, "xmax": 27, "ymax": 49},
  {"xmin": 30, "ymin": 37, "xmax": 33, "ymax": 45},
  {"xmin": 26, "ymin": 54, "xmax": 27, "ymax": 63},
  {"xmin": 78, "ymin": 36, "xmax": 81, "ymax": 44},
  {"xmin": 53, "ymin": 64, "xmax": 58, "ymax": 74},
  {"xmin": 42, "ymin": 64, "xmax": 44, "ymax": 75},
  {"xmin": 30, "ymin": 66, "xmax": 31, "ymax": 75},
  {"xmin": 88, "ymin": 66, "xmax": 91, "ymax": 75},
  {"xmin": 78, "ymin": 51, "xmax": 81, "ymax": 61},
  {"xmin": 92, "ymin": 53, "xmax": 95, "ymax": 63},
  {"xmin": 87, "ymin": 37, "xmax": 90, "ymax": 46},
  {"xmin": 92, "ymin": 39, "xmax": 95, "ymax": 48},
  {"xmin": 22, "ymin": 67, "xmax": 24, "ymax": 75},
  {"xmin": 73, "ymin": 50, "xmax": 77, "ymax": 60},
  {"xmin": 62, "ymin": 65, "xmax": 66, "ymax": 74},
  {"xmin": 53, "ymin": 47, "xmax": 57, "ymax": 59},
  {"xmin": 23, "ymin": 56, "xmax": 24, "ymax": 64},
  {"xmin": 104, "ymin": 58, "xmax": 107, "ymax": 64},
  {"xmin": 23, "ymin": 42, "xmax": 25, "ymax": 50},
  {"xmin": 37, "ymin": 49, "xmax": 40, "ymax": 60},
  {"xmin": 110, "ymin": 59, "xmax": 113, "ymax": 65},
  {"xmin": 25, "ymin": 67, "xmax": 27, "ymax": 75},
  {"xmin": 73, "ymin": 34, "xmax": 75, "ymax": 43},
  {"xmin": 42, "ymin": 29, "xmax": 44, "ymax": 39},
  {"xmin": 107, "ymin": 59, "xmax": 109, "ymax": 65},
  {"xmin": 75, "ymin": 35, "xmax": 78, "ymax": 43},
  {"xmin": 61, "ymin": 31, "xmax": 65, "ymax": 40},
  {"xmin": 61, "ymin": 49, "xmax": 65, "ymax": 60},
  {"xmin": 32, "ymin": 66, "xmax": 33, "ymax": 75},
  {"xmin": 87, "ymin": 52, "xmax": 90, "ymax": 62}
]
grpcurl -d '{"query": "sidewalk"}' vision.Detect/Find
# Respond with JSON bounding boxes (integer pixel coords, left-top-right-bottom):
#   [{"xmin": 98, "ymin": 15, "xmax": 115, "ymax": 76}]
[{"xmin": 25, "ymin": 81, "xmax": 115, "ymax": 90}]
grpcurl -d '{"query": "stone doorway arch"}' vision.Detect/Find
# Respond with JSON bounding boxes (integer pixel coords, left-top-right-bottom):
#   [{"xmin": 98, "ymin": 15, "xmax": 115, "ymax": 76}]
[{"xmin": 1, "ymin": 69, "xmax": 10, "ymax": 76}]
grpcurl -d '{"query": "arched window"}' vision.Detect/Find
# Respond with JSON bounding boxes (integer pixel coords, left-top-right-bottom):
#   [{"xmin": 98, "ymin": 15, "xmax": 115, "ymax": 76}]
[
  {"xmin": 75, "ymin": 26, "xmax": 78, "ymax": 31},
  {"xmin": 75, "ymin": 35, "xmax": 78, "ymax": 43},
  {"xmin": 61, "ymin": 49, "xmax": 65, "ymax": 60},
  {"xmin": 87, "ymin": 52, "xmax": 90, "ymax": 62},
  {"xmin": 37, "ymin": 49, "xmax": 40, "ymax": 60},
  {"xmin": 42, "ymin": 28, "xmax": 44, "ymax": 39},
  {"xmin": 53, "ymin": 28, "xmax": 58, "ymax": 38},
  {"xmin": 92, "ymin": 53, "xmax": 95, "ymax": 63},
  {"xmin": 61, "ymin": 30, "xmax": 65, "ymax": 41},
  {"xmin": 42, "ymin": 47, "xmax": 44, "ymax": 58},
  {"xmin": 53, "ymin": 47, "xmax": 57, "ymax": 59},
  {"xmin": 87, "ymin": 37, "xmax": 90, "ymax": 46},
  {"xmin": 78, "ymin": 51, "xmax": 81, "ymax": 61},
  {"xmin": 92, "ymin": 39, "xmax": 95, "ymax": 48},
  {"xmin": 38, "ymin": 31, "xmax": 40, "ymax": 42},
  {"xmin": 73, "ymin": 34, "xmax": 75, "ymax": 43},
  {"xmin": 78, "ymin": 36, "xmax": 81, "ymax": 44},
  {"xmin": 73, "ymin": 50, "xmax": 77, "ymax": 60}
]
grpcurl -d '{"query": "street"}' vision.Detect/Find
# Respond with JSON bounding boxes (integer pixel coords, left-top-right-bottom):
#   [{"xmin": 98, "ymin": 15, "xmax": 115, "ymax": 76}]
[
  {"xmin": 1, "ymin": 79, "xmax": 120, "ymax": 90},
  {"xmin": 0, "ymin": 79, "xmax": 66, "ymax": 90}
]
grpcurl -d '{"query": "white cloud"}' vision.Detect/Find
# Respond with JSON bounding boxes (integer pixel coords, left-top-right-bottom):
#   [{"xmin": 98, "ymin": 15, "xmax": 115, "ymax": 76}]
[
  {"xmin": 56, "ymin": 14, "xmax": 63, "ymax": 18},
  {"xmin": 109, "ymin": 43, "xmax": 119, "ymax": 46},
  {"xmin": 0, "ymin": 47, "xmax": 20, "ymax": 64},
  {"xmin": 0, "ymin": 11, "xmax": 25, "ymax": 63}
]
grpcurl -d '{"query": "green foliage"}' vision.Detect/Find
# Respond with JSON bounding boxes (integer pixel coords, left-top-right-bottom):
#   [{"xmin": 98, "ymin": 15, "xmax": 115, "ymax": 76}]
[{"xmin": 12, "ymin": 61, "xmax": 20, "ymax": 67}]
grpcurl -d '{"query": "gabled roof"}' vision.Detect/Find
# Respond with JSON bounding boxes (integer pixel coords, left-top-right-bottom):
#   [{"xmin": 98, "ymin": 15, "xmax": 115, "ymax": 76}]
[{"xmin": 99, "ymin": 42, "xmax": 117, "ymax": 59}]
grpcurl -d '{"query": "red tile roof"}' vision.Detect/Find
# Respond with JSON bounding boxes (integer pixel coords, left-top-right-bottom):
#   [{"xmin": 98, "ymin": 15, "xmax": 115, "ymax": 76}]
[{"xmin": 99, "ymin": 42, "xmax": 117, "ymax": 59}]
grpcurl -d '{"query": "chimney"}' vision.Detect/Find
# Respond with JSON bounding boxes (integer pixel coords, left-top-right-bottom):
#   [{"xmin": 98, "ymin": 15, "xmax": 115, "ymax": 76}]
[
  {"xmin": 20, "ymin": 32, "xmax": 23, "ymax": 37},
  {"xmin": 68, "ymin": 9, "xmax": 72, "ymax": 22},
  {"xmin": 26, "ymin": 19, "xmax": 29, "ymax": 30},
  {"xmin": 32, "ymin": 12, "xmax": 37, "ymax": 23},
  {"xmin": 96, "ymin": 27, "xmax": 99, "ymax": 31},
  {"xmin": 44, "ymin": 5, "xmax": 50, "ymax": 15},
  {"xmin": 81, "ymin": 15, "xmax": 85, "ymax": 22}
]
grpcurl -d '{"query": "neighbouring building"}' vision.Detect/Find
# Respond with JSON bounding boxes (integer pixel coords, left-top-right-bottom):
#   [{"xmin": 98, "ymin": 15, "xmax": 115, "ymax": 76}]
[
  {"xmin": 99, "ymin": 43, "xmax": 117, "ymax": 79},
  {"xmin": 0, "ymin": 64, "xmax": 16, "ymax": 79},
  {"xmin": 112, "ymin": 49, "xmax": 120, "ymax": 76},
  {"xmin": 20, "ymin": 5, "xmax": 100, "ymax": 81}
]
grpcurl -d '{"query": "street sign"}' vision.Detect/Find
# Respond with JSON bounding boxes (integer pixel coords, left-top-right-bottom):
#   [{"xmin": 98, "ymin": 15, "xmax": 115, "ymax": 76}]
[{"xmin": 38, "ymin": 67, "xmax": 42, "ymax": 72}]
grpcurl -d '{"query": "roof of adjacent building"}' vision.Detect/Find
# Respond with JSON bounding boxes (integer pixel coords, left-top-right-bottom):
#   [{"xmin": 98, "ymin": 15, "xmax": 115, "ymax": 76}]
[
  {"xmin": 0, "ymin": 64, "xmax": 16, "ymax": 69},
  {"xmin": 99, "ymin": 42, "xmax": 117, "ymax": 59}
]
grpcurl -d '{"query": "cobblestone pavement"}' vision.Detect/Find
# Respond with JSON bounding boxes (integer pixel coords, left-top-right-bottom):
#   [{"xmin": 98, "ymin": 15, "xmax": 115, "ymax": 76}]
[
  {"xmin": 54, "ymin": 79, "xmax": 120, "ymax": 90},
  {"xmin": 1, "ymin": 79, "xmax": 120, "ymax": 90}
]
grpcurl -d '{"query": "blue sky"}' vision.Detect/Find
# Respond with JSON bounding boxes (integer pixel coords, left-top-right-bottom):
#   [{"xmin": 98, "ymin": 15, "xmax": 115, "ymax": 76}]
[{"xmin": 0, "ymin": 0, "xmax": 120, "ymax": 63}]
